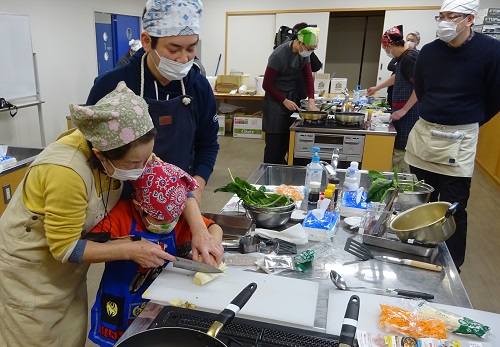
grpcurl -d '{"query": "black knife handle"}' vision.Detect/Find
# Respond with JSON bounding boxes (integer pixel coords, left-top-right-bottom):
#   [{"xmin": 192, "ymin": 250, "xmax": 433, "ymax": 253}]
[
  {"xmin": 339, "ymin": 295, "xmax": 360, "ymax": 347},
  {"xmin": 393, "ymin": 289, "xmax": 434, "ymax": 300}
]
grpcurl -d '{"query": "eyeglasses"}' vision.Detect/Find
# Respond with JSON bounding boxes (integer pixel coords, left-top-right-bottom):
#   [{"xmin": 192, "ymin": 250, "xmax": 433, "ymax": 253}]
[
  {"xmin": 435, "ymin": 13, "xmax": 467, "ymax": 22},
  {"xmin": 301, "ymin": 43, "xmax": 317, "ymax": 52}
]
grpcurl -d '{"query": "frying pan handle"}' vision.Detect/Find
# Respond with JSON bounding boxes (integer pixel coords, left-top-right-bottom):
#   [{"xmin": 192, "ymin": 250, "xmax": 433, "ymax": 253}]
[
  {"xmin": 339, "ymin": 295, "xmax": 360, "ymax": 347},
  {"xmin": 445, "ymin": 202, "xmax": 459, "ymax": 218},
  {"xmin": 207, "ymin": 283, "xmax": 258, "ymax": 338}
]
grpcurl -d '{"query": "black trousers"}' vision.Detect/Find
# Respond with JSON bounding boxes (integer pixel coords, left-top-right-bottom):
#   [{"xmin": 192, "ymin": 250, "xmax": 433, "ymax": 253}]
[
  {"xmin": 264, "ymin": 132, "xmax": 290, "ymax": 165},
  {"xmin": 410, "ymin": 166, "xmax": 472, "ymax": 271}
]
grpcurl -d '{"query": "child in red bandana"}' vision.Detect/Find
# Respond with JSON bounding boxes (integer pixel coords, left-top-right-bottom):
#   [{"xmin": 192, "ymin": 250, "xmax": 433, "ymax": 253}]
[{"xmin": 87, "ymin": 156, "xmax": 222, "ymax": 347}]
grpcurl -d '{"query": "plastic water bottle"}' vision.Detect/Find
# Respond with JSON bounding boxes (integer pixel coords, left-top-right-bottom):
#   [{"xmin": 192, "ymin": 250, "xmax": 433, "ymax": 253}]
[
  {"xmin": 349, "ymin": 161, "xmax": 362, "ymax": 184},
  {"xmin": 304, "ymin": 146, "xmax": 324, "ymax": 204},
  {"xmin": 353, "ymin": 85, "xmax": 360, "ymax": 103},
  {"xmin": 343, "ymin": 167, "xmax": 359, "ymax": 192},
  {"xmin": 359, "ymin": 91, "xmax": 368, "ymax": 105}
]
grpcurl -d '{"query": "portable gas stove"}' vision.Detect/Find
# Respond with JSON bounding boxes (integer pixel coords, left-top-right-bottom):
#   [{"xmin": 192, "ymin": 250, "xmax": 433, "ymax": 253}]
[{"xmin": 148, "ymin": 306, "xmax": 340, "ymax": 347}]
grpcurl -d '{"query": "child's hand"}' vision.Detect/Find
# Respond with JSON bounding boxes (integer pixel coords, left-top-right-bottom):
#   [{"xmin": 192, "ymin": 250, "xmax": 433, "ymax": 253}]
[{"xmin": 129, "ymin": 238, "xmax": 175, "ymax": 268}]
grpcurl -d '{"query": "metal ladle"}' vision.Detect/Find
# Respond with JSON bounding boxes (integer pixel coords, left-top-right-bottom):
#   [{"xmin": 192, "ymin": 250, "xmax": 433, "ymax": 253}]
[{"xmin": 329, "ymin": 270, "xmax": 434, "ymax": 300}]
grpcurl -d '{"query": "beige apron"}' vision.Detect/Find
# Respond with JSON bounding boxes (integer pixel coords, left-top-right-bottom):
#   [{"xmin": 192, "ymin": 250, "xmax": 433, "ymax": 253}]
[
  {"xmin": 0, "ymin": 141, "xmax": 121, "ymax": 347},
  {"xmin": 405, "ymin": 118, "xmax": 479, "ymax": 177}
]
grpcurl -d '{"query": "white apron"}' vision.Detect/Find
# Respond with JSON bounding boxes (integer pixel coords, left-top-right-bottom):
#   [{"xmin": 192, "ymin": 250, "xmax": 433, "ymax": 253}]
[
  {"xmin": 0, "ymin": 139, "xmax": 121, "ymax": 347},
  {"xmin": 405, "ymin": 118, "xmax": 479, "ymax": 177}
]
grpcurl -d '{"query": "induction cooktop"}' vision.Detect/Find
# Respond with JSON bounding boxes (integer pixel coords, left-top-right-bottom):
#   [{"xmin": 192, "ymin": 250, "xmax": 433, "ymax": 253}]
[{"xmin": 148, "ymin": 306, "xmax": 342, "ymax": 347}]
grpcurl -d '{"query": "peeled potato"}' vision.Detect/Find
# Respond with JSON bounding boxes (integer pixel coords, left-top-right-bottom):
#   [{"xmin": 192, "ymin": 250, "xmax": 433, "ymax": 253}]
[{"xmin": 193, "ymin": 262, "xmax": 227, "ymax": 286}]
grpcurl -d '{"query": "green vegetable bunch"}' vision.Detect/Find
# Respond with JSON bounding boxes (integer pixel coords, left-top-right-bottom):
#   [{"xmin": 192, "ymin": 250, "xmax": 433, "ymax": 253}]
[
  {"xmin": 366, "ymin": 166, "xmax": 424, "ymax": 203},
  {"xmin": 214, "ymin": 169, "xmax": 292, "ymax": 208}
]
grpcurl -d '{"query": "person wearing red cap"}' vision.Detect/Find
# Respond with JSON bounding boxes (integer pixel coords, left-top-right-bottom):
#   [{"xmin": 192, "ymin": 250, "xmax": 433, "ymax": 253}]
[
  {"xmin": 367, "ymin": 25, "xmax": 419, "ymax": 173},
  {"xmin": 88, "ymin": 156, "xmax": 222, "ymax": 346}
]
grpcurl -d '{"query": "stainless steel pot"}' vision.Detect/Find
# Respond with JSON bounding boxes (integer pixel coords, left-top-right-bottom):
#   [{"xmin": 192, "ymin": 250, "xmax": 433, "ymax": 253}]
[
  {"xmin": 334, "ymin": 112, "xmax": 365, "ymax": 123},
  {"xmin": 298, "ymin": 110, "xmax": 328, "ymax": 121},
  {"xmin": 390, "ymin": 181, "xmax": 434, "ymax": 211},
  {"xmin": 389, "ymin": 202, "xmax": 459, "ymax": 245}
]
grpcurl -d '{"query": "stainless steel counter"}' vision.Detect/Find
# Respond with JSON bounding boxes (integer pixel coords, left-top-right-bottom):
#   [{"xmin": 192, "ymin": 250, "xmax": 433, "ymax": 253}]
[
  {"xmin": 117, "ymin": 164, "xmax": 471, "ymax": 343},
  {"xmin": 0, "ymin": 145, "xmax": 43, "ymax": 175},
  {"xmin": 290, "ymin": 119, "xmax": 397, "ymax": 136}
]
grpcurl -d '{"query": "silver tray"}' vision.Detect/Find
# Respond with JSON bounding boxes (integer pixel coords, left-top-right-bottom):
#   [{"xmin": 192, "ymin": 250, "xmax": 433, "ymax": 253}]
[
  {"xmin": 362, "ymin": 233, "xmax": 438, "ymax": 258},
  {"xmin": 203, "ymin": 212, "xmax": 253, "ymax": 240}
]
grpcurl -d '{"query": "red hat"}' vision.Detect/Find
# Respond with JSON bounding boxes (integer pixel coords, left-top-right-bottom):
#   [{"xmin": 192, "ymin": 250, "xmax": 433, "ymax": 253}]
[
  {"xmin": 132, "ymin": 156, "xmax": 199, "ymax": 221},
  {"xmin": 381, "ymin": 25, "xmax": 404, "ymax": 47}
]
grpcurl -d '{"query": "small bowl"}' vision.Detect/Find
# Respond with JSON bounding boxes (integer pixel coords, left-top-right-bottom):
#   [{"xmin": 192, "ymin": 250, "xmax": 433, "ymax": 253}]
[{"xmin": 242, "ymin": 201, "xmax": 295, "ymax": 228}]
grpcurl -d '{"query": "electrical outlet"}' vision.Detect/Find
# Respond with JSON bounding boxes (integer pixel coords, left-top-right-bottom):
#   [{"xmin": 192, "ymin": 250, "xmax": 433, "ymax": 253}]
[{"xmin": 3, "ymin": 184, "xmax": 11, "ymax": 204}]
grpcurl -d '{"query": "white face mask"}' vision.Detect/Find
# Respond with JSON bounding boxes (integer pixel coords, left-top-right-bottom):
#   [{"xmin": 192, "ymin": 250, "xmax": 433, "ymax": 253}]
[
  {"xmin": 154, "ymin": 50, "xmax": 193, "ymax": 81},
  {"xmin": 436, "ymin": 17, "xmax": 467, "ymax": 43},
  {"xmin": 143, "ymin": 216, "xmax": 178, "ymax": 234},
  {"xmin": 385, "ymin": 48, "xmax": 395, "ymax": 59},
  {"xmin": 299, "ymin": 47, "xmax": 313, "ymax": 57},
  {"xmin": 406, "ymin": 41, "xmax": 416, "ymax": 48},
  {"xmin": 105, "ymin": 160, "xmax": 146, "ymax": 181}
]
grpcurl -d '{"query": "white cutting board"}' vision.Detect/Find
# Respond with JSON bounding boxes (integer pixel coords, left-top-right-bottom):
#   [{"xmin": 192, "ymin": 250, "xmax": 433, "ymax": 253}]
[
  {"xmin": 326, "ymin": 290, "xmax": 500, "ymax": 345},
  {"xmin": 144, "ymin": 263, "xmax": 319, "ymax": 327}
]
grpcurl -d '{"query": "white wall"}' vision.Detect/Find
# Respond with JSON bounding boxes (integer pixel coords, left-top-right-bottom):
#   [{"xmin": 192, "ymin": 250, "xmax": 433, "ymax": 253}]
[{"xmin": 0, "ymin": 0, "xmax": 497, "ymax": 146}]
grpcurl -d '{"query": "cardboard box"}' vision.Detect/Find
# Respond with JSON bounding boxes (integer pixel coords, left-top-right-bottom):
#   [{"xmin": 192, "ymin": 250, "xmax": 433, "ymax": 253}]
[
  {"xmin": 473, "ymin": 24, "xmax": 500, "ymax": 34},
  {"xmin": 330, "ymin": 78, "xmax": 348, "ymax": 93},
  {"xmin": 476, "ymin": 8, "xmax": 500, "ymax": 24},
  {"xmin": 215, "ymin": 74, "xmax": 250, "ymax": 93},
  {"xmin": 313, "ymin": 72, "xmax": 330, "ymax": 94},
  {"xmin": 217, "ymin": 115, "xmax": 225, "ymax": 136},
  {"xmin": 233, "ymin": 115, "xmax": 263, "ymax": 139}
]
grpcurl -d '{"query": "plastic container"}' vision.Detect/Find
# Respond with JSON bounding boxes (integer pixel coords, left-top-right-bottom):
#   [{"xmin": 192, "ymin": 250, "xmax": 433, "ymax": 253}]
[
  {"xmin": 353, "ymin": 85, "xmax": 360, "ymax": 103},
  {"xmin": 349, "ymin": 161, "xmax": 362, "ymax": 184},
  {"xmin": 324, "ymin": 188, "xmax": 335, "ymax": 212},
  {"xmin": 359, "ymin": 91, "xmax": 368, "ymax": 105},
  {"xmin": 343, "ymin": 167, "xmax": 359, "ymax": 192},
  {"xmin": 304, "ymin": 146, "xmax": 324, "ymax": 201},
  {"xmin": 308, "ymin": 181, "xmax": 321, "ymax": 204}
]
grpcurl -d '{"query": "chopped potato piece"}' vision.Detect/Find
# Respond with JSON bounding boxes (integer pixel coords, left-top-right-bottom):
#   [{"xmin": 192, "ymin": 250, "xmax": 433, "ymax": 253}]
[{"xmin": 193, "ymin": 262, "xmax": 227, "ymax": 286}]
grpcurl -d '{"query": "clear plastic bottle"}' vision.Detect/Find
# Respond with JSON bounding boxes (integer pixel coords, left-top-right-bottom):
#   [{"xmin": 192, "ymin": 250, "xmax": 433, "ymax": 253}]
[
  {"xmin": 353, "ymin": 85, "xmax": 360, "ymax": 103},
  {"xmin": 359, "ymin": 91, "xmax": 368, "ymax": 105},
  {"xmin": 349, "ymin": 161, "xmax": 362, "ymax": 184},
  {"xmin": 343, "ymin": 167, "xmax": 359, "ymax": 192},
  {"xmin": 304, "ymin": 146, "xmax": 324, "ymax": 202}
]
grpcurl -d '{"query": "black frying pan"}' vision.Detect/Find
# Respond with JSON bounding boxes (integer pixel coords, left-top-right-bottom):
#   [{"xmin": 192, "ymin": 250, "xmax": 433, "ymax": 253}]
[{"xmin": 116, "ymin": 283, "xmax": 257, "ymax": 347}]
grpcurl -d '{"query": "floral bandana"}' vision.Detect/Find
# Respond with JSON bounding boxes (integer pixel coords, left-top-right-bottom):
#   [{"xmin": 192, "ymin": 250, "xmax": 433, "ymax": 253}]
[
  {"xmin": 132, "ymin": 156, "xmax": 199, "ymax": 222},
  {"xmin": 70, "ymin": 81, "xmax": 153, "ymax": 151},
  {"xmin": 381, "ymin": 25, "xmax": 404, "ymax": 47},
  {"xmin": 143, "ymin": 0, "xmax": 203, "ymax": 37}
]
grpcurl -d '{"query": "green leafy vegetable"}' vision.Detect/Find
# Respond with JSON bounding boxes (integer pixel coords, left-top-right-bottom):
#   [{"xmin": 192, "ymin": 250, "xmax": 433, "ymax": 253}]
[
  {"xmin": 214, "ymin": 169, "xmax": 292, "ymax": 207},
  {"xmin": 367, "ymin": 165, "xmax": 426, "ymax": 203}
]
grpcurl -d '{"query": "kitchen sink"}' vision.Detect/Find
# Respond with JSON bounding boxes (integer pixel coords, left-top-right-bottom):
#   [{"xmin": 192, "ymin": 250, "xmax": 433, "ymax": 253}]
[
  {"xmin": 1, "ymin": 145, "xmax": 44, "ymax": 173},
  {"xmin": 247, "ymin": 163, "xmax": 415, "ymax": 189}
]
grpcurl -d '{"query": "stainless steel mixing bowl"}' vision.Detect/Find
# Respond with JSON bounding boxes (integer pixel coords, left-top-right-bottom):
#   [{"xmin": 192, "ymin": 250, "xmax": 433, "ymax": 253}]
[{"xmin": 242, "ymin": 201, "xmax": 296, "ymax": 228}]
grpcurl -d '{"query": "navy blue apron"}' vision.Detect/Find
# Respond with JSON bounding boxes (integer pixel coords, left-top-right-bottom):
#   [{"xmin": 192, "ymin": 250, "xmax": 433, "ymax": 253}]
[
  {"xmin": 391, "ymin": 51, "xmax": 419, "ymax": 150},
  {"xmin": 88, "ymin": 219, "xmax": 176, "ymax": 347},
  {"xmin": 145, "ymin": 94, "xmax": 195, "ymax": 173}
]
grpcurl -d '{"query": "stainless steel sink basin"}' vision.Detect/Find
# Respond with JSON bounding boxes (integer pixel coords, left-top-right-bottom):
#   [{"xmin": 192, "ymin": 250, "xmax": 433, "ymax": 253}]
[
  {"xmin": 1, "ymin": 145, "xmax": 44, "ymax": 173},
  {"xmin": 246, "ymin": 163, "xmax": 415, "ymax": 189}
]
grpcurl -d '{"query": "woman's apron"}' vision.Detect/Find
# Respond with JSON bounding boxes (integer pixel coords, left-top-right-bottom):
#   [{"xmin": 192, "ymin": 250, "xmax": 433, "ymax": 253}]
[
  {"xmin": 140, "ymin": 53, "xmax": 195, "ymax": 173},
  {"xmin": 262, "ymin": 51, "xmax": 303, "ymax": 134},
  {"xmin": 88, "ymin": 219, "xmax": 176, "ymax": 347},
  {"xmin": 405, "ymin": 118, "xmax": 479, "ymax": 177},
  {"xmin": 391, "ymin": 50, "xmax": 419, "ymax": 151},
  {"xmin": 0, "ymin": 140, "xmax": 121, "ymax": 347}
]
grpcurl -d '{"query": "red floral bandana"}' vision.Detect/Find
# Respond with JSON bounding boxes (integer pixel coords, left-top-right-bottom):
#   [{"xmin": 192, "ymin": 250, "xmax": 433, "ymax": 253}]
[
  {"xmin": 381, "ymin": 25, "xmax": 404, "ymax": 47},
  {"xmin": 132, "ymin": 157, "xmax": 199, "ymax": 221}
]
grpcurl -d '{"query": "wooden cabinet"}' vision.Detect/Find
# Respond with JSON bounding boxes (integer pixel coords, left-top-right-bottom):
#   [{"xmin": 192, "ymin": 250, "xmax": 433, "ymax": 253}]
[
  {"xmin": 475, "ymin": 113, "xmax": 500, "ymax": 188},
  {"xmin": 0, "ymin": 164, "xmax": 30, "ymax": 215},
  {"xmin": 362, "ymin": 134, "xmax": 395, "ymax": 172}
]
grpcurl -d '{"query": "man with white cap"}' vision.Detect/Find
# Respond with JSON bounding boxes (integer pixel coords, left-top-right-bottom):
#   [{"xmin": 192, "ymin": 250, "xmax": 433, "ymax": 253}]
[
  {"xmin": 405, "ymin": 0, "xmax": 500, "ymax": 271},
  {"xmin": 116, "ymin": 39, "xmax": 142, "ymax": 67},
  {"xmin": 87, "ymin": 0, "xmax": 219, "ymax": 206},
  {"xmin": 262, "ymin": 27, "xmax": 320, "ymax": 164}
]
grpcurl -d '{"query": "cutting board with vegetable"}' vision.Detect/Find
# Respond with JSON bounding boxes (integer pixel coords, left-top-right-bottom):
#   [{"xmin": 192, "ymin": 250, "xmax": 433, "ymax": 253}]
[
  {"xmin": 326, "ymin": 290, "xmax": 499, "ymax": 344},
  {"xmin": 144, "ymin": 263, "xmax": 319, "ymax": 327}
]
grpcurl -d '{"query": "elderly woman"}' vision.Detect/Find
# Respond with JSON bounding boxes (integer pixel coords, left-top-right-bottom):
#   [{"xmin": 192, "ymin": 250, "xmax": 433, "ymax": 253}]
[{"xmin": 0, "ymin": 82, "xmax": 222, "ymax": 347}]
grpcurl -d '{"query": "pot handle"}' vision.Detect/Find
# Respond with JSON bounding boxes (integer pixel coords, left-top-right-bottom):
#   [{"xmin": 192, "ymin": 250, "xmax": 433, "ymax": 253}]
[
  {"xmin": 445, "ymin": 202, "xmax": 459, "ymax": 218},
  {"xmin": 207, "ymin": 283, "xmax": 257, "ymax": 338}
]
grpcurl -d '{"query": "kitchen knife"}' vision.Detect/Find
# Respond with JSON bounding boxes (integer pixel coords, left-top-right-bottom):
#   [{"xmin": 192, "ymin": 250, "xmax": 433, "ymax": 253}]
[
  {"xmin": 173, "ymin": 257, "xmax": 223, "ymax": 273},
  {"xmin": 339, "ymin": 295, "xmax": 360, "ymax": 347},
  {"xmin": 347, "ymin": 286, "xmax": 434, "ymax": 300},
  {"xmin": 374, "ymin": 255, "xmax": 442, "ymax": 272}
]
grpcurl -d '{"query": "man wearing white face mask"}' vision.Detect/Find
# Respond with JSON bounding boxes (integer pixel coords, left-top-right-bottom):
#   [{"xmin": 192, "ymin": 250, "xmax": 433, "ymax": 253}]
[
  {"xmin": 86, "ymin": 0, "xmax": 224, "ymax": 269},
  {"xmin": 262, "ymin": 27, "xmax": 320, "ymax": 164},
  {"xmin": 405, "ymin": 0, "xmax": 500, "ymax": 271},
  {"xmin": 87, "ymin": 0, "xmax": 219, "ymax": 206},
  {"xmin": 406, "ymin": 31, "xmax": 421, "ymax": 51}
]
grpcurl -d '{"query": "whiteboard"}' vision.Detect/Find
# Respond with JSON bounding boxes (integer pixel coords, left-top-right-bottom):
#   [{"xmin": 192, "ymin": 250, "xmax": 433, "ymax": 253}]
[{"xmin": 0, "ymin": 13, "xmax": 37, "ymax": 100}]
